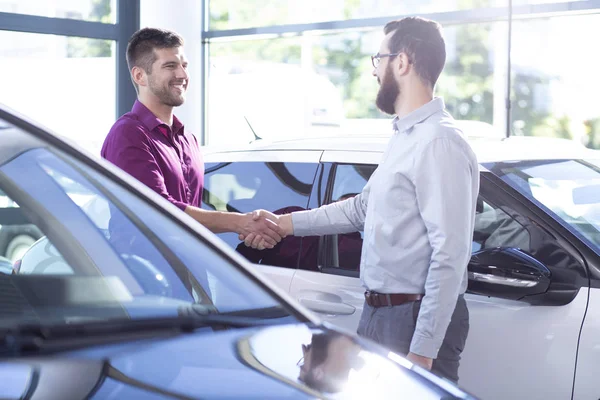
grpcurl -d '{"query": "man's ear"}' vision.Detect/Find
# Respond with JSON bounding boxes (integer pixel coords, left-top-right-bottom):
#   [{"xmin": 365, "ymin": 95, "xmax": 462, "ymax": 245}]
[
  {"xmin": 396, "ymin": 52, "xmax": 411, "ymax": 76},
  {"xmin": 131, "ymin": 66, "xmax": 148, "ymax": 88},
  {"xmin": 313, "ymin": 365, "xmax": 325, "ymax": 381}
]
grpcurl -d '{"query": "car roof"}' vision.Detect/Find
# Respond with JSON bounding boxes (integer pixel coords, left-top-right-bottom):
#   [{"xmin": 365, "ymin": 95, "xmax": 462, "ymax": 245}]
[{"xmin": 202, "ymin": 133, "xmax": 600, "ymax": 163}]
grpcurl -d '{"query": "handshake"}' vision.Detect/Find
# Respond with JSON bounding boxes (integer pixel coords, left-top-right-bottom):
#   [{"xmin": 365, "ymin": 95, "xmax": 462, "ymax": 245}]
[{"xmin": 236, "ymin": 209, "xmax": 293, "ymax": 250}]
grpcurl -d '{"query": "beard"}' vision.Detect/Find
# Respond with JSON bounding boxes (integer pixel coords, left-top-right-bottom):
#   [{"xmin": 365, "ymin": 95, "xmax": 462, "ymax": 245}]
[
  {"xmin": 148, "ymin": 75, "xmax": 186, "ymax": 107},
  {"xmin": 375, "ymin": 64, "xmax": 399, "ymax": 115}
]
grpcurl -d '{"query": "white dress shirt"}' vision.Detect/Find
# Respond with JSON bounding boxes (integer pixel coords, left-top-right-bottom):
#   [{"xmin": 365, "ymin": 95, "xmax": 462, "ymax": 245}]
[{"xmin": 292, "ymin": 97, "xmax": 480, "ymax": 358}]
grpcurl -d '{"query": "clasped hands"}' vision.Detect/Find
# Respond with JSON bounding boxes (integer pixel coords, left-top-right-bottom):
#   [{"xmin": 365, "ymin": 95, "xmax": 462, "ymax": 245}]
[{"xmin": 237, "ymin": 209, "xmax": 293, "ymax": 250}]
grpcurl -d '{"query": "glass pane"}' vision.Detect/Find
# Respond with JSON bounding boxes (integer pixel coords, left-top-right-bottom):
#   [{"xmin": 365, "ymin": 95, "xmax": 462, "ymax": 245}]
[
  {"xmin": 0, "ymin": 31, "xmax": 115, "ymax": 155},
  {"xmin": 0, "ymin": 0, "xmax": 116, "ymax": 23},
  {"xmin": 487, "ymin": 160, "xmax": 600, "ymax": 253},
  {"xmin": 318, "ymin": 164, "xmax": 375, "ymax": 272},
  {"xmin": 209, "ymin": 0, "xmax": 509, "ymax": 30},
  {"xmin": 0, "ymin": 143, "xmax": 283, "ymax": 322},
  {"xmin": 510, "ymin": 14, "xmax": 600, "ymax": 149},
  {"xmin": 437, "ymin": 21, "xmax": 504, "ymax": 134},
  {"xmin": 473, "ymin": 198, "xmax": 531, "ymax": 253},
  {"xmin": 208, "ymin": 20, "xmax": 504, "ymax": 144},
  {"xmin": 202, "ymin": 161, "xmax": 317, "ymax": 263}
]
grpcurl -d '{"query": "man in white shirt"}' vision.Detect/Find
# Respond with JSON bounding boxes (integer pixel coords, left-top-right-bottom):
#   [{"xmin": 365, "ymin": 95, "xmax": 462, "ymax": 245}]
[{"xmin": 242, "ymin": 17, "xmax": 479, "ymax": 382}]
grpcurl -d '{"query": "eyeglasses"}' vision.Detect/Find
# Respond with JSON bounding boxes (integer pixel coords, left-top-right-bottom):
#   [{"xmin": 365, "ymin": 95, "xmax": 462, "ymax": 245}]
[
  {"xmin": 371, "ymin": 52, "xmax": 400, "ymax": 68},
  {"xmin": 297, "ymin": 343, "xmax": 312, "ymax": 367}
]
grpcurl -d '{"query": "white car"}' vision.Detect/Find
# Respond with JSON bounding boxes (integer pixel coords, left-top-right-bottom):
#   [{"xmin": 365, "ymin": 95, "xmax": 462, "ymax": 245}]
[{"xmin": 202, "ymin": 128, "xmax": 600, "ymax": 400}]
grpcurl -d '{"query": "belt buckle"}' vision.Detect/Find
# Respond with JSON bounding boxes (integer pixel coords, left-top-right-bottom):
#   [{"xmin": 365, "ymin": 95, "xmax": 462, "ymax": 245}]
[{"xmin": 366, "ymin": 290, "xmax": 379, "ymax": 307}]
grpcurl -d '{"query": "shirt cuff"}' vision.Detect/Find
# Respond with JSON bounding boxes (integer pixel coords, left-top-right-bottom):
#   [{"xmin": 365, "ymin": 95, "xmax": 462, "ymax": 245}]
[
  {"xmin": 410, "ymin": 333, "xmax": 442, "ymax": 359},
  {"xmin": 291, "ymin": 211, "xmax": 313, "ymax": 236},
  {"xmin": 171, "ymin": 199, "xmax": 188, "ymax": 212}
]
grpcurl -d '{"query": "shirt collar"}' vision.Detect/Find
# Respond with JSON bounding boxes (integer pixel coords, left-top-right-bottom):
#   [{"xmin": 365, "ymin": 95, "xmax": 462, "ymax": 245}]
[
  {"xmin": 392, "ymin": 97, "xmax": 445, "ymax": 134},
  {"xmin": 131, "ymin": 100, "xmax": 185, "ymax": 137}
]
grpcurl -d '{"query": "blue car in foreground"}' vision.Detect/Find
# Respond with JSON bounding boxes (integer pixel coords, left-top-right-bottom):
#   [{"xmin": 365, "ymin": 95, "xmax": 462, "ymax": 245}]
[{"xmin": 0, "ymin": 104, "xmax": 476, "ymax": 399}]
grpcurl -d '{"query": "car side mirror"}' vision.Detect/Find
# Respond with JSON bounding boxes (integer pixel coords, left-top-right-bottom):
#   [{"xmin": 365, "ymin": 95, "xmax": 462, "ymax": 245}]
[{"xmin": 467, "ymin": 247, "xmax": 551, "ymax": 301}]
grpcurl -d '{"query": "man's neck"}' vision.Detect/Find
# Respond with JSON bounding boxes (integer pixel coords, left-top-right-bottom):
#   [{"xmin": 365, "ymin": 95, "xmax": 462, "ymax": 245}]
[
  {"xmin": 394, "ymin": 85, "xmax": 434, "ymax": 119},
  {"xmin": 138, "ymin": 96, "xmax": 174, "ymax": 126}
]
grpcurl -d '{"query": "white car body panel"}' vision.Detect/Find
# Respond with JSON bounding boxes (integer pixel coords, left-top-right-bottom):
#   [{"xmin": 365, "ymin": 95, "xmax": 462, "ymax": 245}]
[
  {"xmin": 573, "ymin": 287, "xmax": 599, "ymax": 399},
  {"xmin": 290, "ymin": 269, "xmax": 364, "ymax": 331},
  {"xmin": 460, "ymin": 290, "xmax": 588, "ymax": 400},
  {"xmin": 202, "ymin": 132, "xmax": 600, "ymax": 400},
  {"xmin": 203, "ymin": 149, "xmax": 322, "ymax": 163},
  {"xmin": 252, "ymin": 263, "xmax": 297, "ymax": 293}
]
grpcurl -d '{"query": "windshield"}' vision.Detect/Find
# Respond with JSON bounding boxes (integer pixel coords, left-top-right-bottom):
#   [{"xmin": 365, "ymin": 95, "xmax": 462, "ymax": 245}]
[
  {"xmin": 484, "ymin": 159, "xmax": 600, "ymax": 251},
  {"xmin": 0, "ymin": 125, "xmax": 292, "ymax": 332}
]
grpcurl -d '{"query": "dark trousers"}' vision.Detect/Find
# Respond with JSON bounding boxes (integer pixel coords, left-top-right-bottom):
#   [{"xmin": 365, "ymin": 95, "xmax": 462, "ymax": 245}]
[{"xmin": 357, "ymin": 295, "xmax": 469, "ymax": 383}]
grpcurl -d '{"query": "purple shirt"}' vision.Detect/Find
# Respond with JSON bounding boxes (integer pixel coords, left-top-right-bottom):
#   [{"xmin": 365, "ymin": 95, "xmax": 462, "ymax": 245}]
[{"xmin": 101, "ymin": 101, "xmax": 204, "ymax": 211}]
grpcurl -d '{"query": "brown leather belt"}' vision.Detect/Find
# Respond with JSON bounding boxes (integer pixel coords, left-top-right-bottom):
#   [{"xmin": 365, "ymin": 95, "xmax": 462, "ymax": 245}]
[{"xmin": 364, "ymin": 291, "xmax": 424, "ymax": 307}]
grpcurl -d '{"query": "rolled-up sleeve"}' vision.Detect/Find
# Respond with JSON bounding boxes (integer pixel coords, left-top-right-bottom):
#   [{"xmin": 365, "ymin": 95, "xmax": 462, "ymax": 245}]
[
  {"xmin": 292, "ymin": 179, "xmax": 371, "ymax": 237},
  {"xmin": 102, "ymin": 121, "xmax": 188, "ymax": 211},
  {"xmin": 410, "ymin": 137, "xmax": 476, "ymax": 358}
]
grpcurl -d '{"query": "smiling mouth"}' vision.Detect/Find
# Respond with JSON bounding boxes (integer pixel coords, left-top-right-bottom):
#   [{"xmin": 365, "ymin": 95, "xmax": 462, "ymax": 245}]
[{"xmin": 171, "ymin": 83, "xmax": 186, "ymax": 92}]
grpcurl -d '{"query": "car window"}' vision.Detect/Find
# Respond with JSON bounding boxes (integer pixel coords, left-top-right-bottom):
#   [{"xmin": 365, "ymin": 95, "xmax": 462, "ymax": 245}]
[
  {"xmin": 473, "ymin": 197, "xmax": 532, "ymax": 253},
  {"xmin": 203, "ymin": 161, "xmax": 318, "ymax": 268},
  {"xmin": 316, "ymin": 164, "xmax": 376, "ymax": 273},
  {"xmin": 486, "ymin": 159, "xmax": 600, "ymax": 253},
  {"xmin": 0, "ymin": 147, "xmax": 284, "ymax": 326},
  {"xmin": 317, "ymin": 163, "xmax": 579, "ymax": 277}
]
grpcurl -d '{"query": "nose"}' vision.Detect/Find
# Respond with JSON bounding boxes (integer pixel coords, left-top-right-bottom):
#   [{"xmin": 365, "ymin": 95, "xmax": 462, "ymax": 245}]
[{"xmin": 176, "ymin": 65, "xmax": 189, "ymax": 80}]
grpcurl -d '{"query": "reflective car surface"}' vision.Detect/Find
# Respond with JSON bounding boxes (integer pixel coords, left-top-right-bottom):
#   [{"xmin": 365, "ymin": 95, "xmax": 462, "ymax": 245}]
[
  {"xmin": 0, "ymin": 324, "xmax": 471, "ymax": 400},
  {"xmin": 0, "ymin": 104, "xmax": 476, "ymax": 399}
]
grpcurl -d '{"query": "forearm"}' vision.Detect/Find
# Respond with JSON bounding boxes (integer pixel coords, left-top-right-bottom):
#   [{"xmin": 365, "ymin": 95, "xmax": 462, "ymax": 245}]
[
  {"xmin": 291, "ymin": 195, "xmax": 367, "ymax": 237},
  {"xmin": 184, "ymin": 206, "xmax": 243, "ymax": 234},
  {"xmin": 410, "ymin": 265, "xmax": 465, "ymax": 358}
]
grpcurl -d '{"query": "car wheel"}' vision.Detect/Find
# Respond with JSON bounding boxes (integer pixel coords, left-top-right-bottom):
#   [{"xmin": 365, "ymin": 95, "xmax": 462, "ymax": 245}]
[{"xmin": 6, "ymin": 234, "xmax": 36, "ymax": 262}]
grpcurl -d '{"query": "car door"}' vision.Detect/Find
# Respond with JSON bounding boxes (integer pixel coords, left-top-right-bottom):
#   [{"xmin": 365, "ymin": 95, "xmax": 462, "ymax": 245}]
[
  {"xmin": 288, "ymin": 150, "xmax": 589, "ymax": 400},
  {"xmin": 202, "ymin": 150, "xmax": 321, "ymax": 291},
  {"xmin": 289, "ymin": 150, "xmax": 381, "ymax": 332}
]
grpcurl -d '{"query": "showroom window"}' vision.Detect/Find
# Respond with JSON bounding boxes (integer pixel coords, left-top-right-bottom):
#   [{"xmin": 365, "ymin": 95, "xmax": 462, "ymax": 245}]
[
  {"xmin": 203, "ymin": 0, "xmax": 600, "ymax": 148},
  {"xmin": 0, "ymin": 0, "xmax": 138, "ymax": 154}
]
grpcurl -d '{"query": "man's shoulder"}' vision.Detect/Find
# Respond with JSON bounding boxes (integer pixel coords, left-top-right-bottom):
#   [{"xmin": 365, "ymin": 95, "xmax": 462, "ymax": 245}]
[
  {"xmin": 110, "ymin": 112, "xmax": 146, "ymax": 132},
  {"xmin": 415, "ymin": 113, "xmax": 468, "ymax": 146},
  {"xmin": 413, "ymin": 114, "xmax": 478, "ymax": 164},
  {"xmin": 106, "ymin": 113, "xmax": 149, "ymax": 141}
]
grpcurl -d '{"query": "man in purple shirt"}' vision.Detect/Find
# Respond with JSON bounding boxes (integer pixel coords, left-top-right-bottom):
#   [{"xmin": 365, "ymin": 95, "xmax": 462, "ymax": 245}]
[{"xmin": 102, "ymin": 27, "xmax": 283, "ymax": 249}]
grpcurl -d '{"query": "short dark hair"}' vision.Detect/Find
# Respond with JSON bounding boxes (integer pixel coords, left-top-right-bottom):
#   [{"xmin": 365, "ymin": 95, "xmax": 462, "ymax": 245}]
[
  {"xmin": 384, "ymin": 17, "xmax": 446, "ymax": 88},
  {"xmin": 299, "ymin": 333, "xmax": 338, "ymax": 393},
  {"xmin": 126, "ymin": 27, "xmax": 184, "ymax": 89}
]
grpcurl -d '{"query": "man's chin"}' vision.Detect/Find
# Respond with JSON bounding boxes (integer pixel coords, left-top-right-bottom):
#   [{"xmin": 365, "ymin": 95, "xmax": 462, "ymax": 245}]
[
  {"xmin": 168, "ymin": 96, "xmax": 185, "ymax": 107},
  {"xmin": 375, "ymin": 101, "xmax": 395, "ymax": 116}
]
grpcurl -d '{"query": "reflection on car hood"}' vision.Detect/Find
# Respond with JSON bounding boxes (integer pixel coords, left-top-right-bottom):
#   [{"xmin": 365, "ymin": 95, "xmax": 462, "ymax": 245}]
[{"xmin": 0, "ymin": 323, "xmax": 475, "ymax": 399}]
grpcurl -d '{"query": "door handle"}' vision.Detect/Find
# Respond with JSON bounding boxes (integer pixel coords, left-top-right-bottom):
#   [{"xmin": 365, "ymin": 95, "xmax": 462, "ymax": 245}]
[{"xmin": 298, "ymin": 297, "xmax": 356, "ymax": 315}]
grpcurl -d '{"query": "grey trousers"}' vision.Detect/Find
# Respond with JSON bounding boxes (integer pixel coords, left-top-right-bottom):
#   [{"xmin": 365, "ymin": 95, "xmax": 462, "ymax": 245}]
[{"xmin": 357, "ymin": 295, "xmax": 469, "ymax": 383}]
